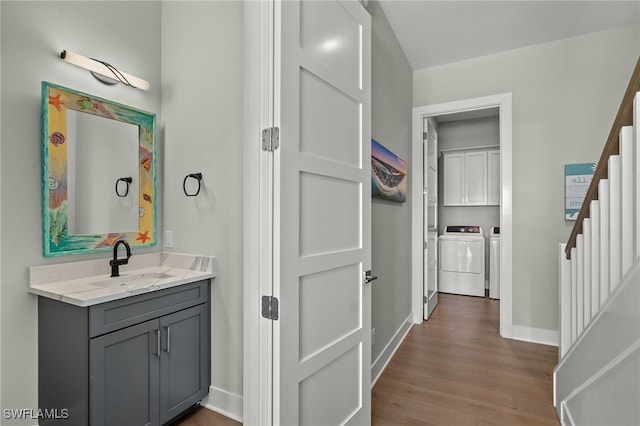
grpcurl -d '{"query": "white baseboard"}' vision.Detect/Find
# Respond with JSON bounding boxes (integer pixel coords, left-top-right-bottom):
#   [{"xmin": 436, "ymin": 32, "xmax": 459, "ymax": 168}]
[
  {"xmin": 512, "ymin": 325, "xmax": 559, "ymax": 346},
  {"xmin": 371, "ymin": 313, "xmax": 414, "ymax": 387},
  {"xmin": 202, "ymin": 385, "xmax": 243, "ymax": 423}
]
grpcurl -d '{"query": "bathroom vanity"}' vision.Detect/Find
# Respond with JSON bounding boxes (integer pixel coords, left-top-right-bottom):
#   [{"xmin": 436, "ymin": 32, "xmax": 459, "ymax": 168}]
[{"xmin": 30, "ymin": 253, "xmax": 216, "ymax": 426}]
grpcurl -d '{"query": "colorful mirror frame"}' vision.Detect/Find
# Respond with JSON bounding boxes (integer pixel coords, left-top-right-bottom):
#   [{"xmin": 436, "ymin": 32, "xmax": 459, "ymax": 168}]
[{"xmin": 41, "ymin": 81, "xmax": 156, "ymax": 256}]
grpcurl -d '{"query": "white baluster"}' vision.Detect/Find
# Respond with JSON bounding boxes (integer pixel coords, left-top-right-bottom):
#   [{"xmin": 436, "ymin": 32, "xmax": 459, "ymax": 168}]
[
  {"xmin": 571, "ymin": 247, "xmax": 577, "ymax": 343},
  {"xmin": 634, "ymin": 93, "xmax": 640, "ymax": 259},
  {"xmin": 590, "ymin": 200, "xmax": 600, "ymax": 317},
  {"xmin": 609, "ymin": 155, "xmax": 622, "ymax": 292},
  {"xmin": 576, "ymin": 234, "xmax": 584, "ymax": 336},
  {"xmin": 583, "ymin": 218, "xmax": 591, "ymax": 324},
  {"xmin": 620, "ymin": 126, "xmax": 634, "ymax": 276},
  {"xmin": 559, "ymin": 243, "xmax": 571, "ymax": 358},
  {"xmin": 600, "ymin": 179, "xmax": 610, "ymax": 306}
]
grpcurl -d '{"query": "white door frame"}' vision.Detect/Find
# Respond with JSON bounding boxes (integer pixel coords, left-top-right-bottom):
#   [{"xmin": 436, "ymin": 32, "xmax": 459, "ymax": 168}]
[
  {"xmin": 411, "ymin": 93, "xmax": 514, "ymax": 338},
  {"xmin": 243, "ymin": 0, "xmax": 274, "ymax": 424}
]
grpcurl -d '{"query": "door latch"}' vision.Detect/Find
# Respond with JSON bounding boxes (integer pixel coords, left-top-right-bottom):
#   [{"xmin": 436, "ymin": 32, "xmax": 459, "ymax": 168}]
[{"xmin": 363, "ymin": 270, "xmax": 378, "ymax": 284}]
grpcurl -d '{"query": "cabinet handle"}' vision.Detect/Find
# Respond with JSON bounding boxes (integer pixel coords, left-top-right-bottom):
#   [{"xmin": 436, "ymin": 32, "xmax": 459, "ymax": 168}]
[
  {"xmin": 155, "ymin": 329, "xmax": 160, "ymax": 357},
  {"xmin": 165, "ymin": 326, "xmax": 171, "ymax": 353}
]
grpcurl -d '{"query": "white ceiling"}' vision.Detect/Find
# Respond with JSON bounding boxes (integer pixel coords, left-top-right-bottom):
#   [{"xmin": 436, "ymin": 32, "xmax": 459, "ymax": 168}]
[{"xmin": 377, "ymin": 1, "xmax": 640, "ymax": 70}]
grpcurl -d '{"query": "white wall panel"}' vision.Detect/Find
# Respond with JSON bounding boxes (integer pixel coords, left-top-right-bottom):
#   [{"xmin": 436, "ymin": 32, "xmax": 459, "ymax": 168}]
[{"xmin": 555, "ymin": 259, "xmax": 640, "ymax": 418}]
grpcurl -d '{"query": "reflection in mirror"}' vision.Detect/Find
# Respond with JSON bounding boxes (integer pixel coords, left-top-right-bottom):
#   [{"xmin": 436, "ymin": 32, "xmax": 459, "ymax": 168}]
[
  {"xmin": 42, "ymin": 81, "xmax": 156, "ymax": 256},
  {"xmin": 68, "ymin": 111, "xmax": 139, "ymax": 234}
]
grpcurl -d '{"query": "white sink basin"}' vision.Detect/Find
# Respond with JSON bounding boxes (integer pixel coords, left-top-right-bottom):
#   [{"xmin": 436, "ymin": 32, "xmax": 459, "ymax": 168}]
[{"xmin": 90, "ymin": 271, "xmax": 176, "ymax": 289}]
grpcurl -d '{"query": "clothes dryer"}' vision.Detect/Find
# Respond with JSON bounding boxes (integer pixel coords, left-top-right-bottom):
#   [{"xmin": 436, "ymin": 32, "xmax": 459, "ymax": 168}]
[{"xmin": 439, "ymin": 226, "xmax": 485, "ymax": 297}]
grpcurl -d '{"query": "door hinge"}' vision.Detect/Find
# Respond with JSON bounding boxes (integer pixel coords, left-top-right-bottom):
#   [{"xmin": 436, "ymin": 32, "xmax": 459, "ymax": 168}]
[
  {"xmin": 262, "ymin": 127, "xmax": 280, "ymax": 152},
  {"xmin": 424, "ymin": 241, "xmax": 428, "ymax": 250},
  {"xmin": 423, "ymin": 131, "xmax": 427, "ymax": 141},
  {"xmin": 261, "ymin": 295, "xmax": 279, "ymax": 320},
  {"xmin": 423, "ymin": 295, "xmax": 427, "ymax": 304}
]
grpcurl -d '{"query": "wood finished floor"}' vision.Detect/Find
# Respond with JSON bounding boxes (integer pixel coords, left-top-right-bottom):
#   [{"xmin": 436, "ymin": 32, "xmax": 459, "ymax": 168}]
[
  {"xmin": 372, "ymin": 293, "xmax": 560, "ymax": 426},
  {"xmin": 174, "ymin": 293, "xmax": 560, "ymax": 425}
]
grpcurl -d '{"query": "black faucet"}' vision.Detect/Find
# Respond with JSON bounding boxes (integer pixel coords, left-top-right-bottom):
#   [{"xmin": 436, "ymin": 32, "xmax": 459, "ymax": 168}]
[{"xmin": 110, "ymin": 239, "xmax": 132, "ymax": 277}]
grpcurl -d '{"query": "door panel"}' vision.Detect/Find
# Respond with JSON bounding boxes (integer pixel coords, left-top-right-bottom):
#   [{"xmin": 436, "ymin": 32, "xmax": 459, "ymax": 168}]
[
  {"xmin": 299, "ymin": 264, "xmax": 360, "ymax": 361},
  {"xmin": 466, "ymin": 151, "xmax": 488, "ymax": 205},
  {"xmin": 299, "ymin": 344, "xmax": 362, "ymax": 425},
  {"xmin": 159, "ymin": 304, "xmax": 209, "ymax": 424},
  {"xmin": 300, "ymin": 172, "xmax": 360, "ymax": 256},
  {"xmin": 277, "ymin": 0, "xmax": 371, "ymax": 424},
  {"xmin": 427, "ymin": 231, "xmax": 438, "ymax": 316},
  {"xmin": 488, "ymin": 150, "xmax": 501, "ymax": 205},
  {"xmin": 299, "ymin": 70, "xmax": 360, "ymax": 167},
  {"xmin": 89, "ymin": 319, "xmax": 159, "ymax": 426},
  {"xmin": 443, "ymin": 153, "xmax": 464, "ymax": 205},
  {"xmin": 424, "ymin": 118, "xmax": 438, "ymax": 319},
  {"xmin": 300, "ymin": 0, "xmax": 361, "ymax": 88}
]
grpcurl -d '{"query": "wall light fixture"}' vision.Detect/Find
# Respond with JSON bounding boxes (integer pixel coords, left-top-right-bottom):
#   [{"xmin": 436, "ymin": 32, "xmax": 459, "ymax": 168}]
[{"xmin": 60, "ymin": 50, "xmax": 150, "ymax": 91}]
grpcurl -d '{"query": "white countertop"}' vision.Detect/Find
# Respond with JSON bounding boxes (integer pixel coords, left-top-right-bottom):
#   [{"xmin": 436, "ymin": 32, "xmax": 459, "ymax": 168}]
[{"xmin": 29, "ymin": 252, "xmax": 216, "ymax": 307}]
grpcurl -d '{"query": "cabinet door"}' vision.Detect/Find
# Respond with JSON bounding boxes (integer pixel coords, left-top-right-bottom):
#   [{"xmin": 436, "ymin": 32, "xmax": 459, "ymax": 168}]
[
  {"xmin": 90, "ymin": 319, "xmax": 160, "ymax": 426},
  {"xmin": 465, "ymin": 151, "xmax": 488, "ymax": 205},
  {"xmin": 159, "ymin": 304, "xmax": 210, "ymax": 424},
  {"xmin": 488, "ymin": 150, "xmax": 500, "ymax": 205},
  {"xmin": 443, "ymin": 153, "xmax": 465, "ymax": 206}
]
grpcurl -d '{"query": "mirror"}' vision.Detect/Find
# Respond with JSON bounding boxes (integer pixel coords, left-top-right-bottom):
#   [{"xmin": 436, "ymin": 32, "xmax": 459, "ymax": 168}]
[{"xmin": 41, "ymin": 81, "xmax": 156, "ymax": 256}]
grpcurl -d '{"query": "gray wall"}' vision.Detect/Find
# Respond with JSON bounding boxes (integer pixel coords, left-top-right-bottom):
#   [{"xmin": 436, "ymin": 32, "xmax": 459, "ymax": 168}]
[
  {"xmin": 414, "ymin": 23, "xmax": 640, "ymax": 331},
  {"xmin": 0, "ymin": 1, "xmax": 162, "ymax": 422},
  {"xmin": 369, "ymin": 0, "xmax": 414, "ymax": 362},
  {"xmin": 160, "ymin": 1, "xmax": 244, "ymax": 400}
]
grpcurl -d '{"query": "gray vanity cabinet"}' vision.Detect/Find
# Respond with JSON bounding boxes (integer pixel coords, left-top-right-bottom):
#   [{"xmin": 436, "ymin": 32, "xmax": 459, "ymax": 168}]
[
  {"xmin": 38, "ymin": 280, "xmax": 210, "ymax": 426},
  {"xmin": 89, "ymin": 319, "xmax": 161, "ymax": 426},
  {"xmin": 158, "ymin": 304, "xmax": 209, "ymax": 424}
]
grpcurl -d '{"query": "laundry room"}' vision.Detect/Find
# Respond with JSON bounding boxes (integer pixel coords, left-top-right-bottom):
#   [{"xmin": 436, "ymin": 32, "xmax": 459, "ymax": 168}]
[{"xmin": 436, "ymin": 110, "xmax": 501, "ymax": 298}]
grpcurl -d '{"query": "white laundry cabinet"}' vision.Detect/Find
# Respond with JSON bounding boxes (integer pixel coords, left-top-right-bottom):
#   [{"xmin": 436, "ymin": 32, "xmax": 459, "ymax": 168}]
[{"xmin": 443, "ymin": 149, "xmax": 499, "ymax": 206}]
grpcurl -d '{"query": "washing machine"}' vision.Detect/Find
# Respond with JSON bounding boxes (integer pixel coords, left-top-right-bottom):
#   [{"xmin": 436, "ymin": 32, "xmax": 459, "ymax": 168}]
[
  {"xmin": 489, "ymin": 226, "xmax": 500, "ymax": 299},
  {"xmin": 439, "ymin": 226, "xmax": 485, "ymax": 297}
]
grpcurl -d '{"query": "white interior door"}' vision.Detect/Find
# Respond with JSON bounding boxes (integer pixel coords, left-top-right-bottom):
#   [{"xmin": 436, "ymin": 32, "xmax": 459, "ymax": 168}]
[
  {"xmin": 275, "ymin": 1, "xmax": 371, "ymax": 424},
  {"xmin": 423, "ymin": 117, "xmax": 438, "ymax": 319}
]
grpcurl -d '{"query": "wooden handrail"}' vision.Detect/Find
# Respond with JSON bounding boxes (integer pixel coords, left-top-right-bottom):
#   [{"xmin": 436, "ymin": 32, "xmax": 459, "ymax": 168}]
[{"xmin": 565, "ymin": 57, "xmax": 640, "ymax": 259}]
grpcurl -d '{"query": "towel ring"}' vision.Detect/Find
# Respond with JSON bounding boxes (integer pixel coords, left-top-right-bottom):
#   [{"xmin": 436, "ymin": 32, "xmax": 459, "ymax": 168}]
[
  {"xmin": 115, "ymin": 177, "xmax": 133, "ymax": 197},
  {"xmin": 183, "ymin": 173, "xmax": 203, "ymax": 197}
]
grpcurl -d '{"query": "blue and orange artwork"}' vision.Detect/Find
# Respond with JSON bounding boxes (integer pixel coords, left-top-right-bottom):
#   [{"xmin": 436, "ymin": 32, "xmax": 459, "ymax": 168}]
[{"xmin": 371, "ymin": 139, "xmax": 408, "ymax": 202}]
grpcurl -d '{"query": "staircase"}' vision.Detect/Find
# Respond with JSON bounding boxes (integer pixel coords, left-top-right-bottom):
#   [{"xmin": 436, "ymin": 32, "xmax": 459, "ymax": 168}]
[{"xmin": 555, "ymin": 59, "xmax": 640, "ymax": 425}]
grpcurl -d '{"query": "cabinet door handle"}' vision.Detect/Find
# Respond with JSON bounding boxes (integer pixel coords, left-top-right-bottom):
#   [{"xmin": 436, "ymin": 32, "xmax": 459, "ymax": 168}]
[
  {"xmin": 165, "ymin": 326, "xmax": 171, "ymax": 353},
  {"xmin": 155, "ymin": 329, "xmax": 160, "ymax": 357}
]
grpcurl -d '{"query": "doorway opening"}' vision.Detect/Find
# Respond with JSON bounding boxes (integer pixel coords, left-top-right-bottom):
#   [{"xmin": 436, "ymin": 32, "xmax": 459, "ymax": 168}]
[{"xmin": 410, "ymin": 93, "xmax": 513, "ymax": 338}]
